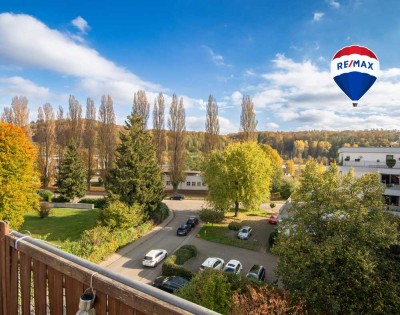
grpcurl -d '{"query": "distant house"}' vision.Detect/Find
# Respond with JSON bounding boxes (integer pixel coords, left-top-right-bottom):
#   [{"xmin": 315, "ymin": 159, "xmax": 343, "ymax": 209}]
[
  {"xmin": 338, "ymin": 147, "xmax": 400, "ymax": 213},
  {"xmin": 162, "ymin": 170, "xmax": 208, "ymax": 191}
]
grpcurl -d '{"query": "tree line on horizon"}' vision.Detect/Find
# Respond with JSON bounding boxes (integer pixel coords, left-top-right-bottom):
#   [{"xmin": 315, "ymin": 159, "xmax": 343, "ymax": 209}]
[{"xmin": 2, "ymin": 93, "xmax": 400, "ymax": 188}]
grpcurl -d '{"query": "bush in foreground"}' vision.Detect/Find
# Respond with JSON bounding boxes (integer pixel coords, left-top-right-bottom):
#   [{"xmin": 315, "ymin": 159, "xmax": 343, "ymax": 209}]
[
  {"xmin": 228, "ymin": 221, "xmax": 241, "ymax": 231},
  {"xmin": 162, "ymin": 245, "xmax": 197, "ymax": 280}
]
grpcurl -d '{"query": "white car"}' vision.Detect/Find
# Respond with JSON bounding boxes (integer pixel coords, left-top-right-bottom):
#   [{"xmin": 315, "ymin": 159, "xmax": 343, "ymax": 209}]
[
  {"xmin": 199, "ymin": 257, "xmax": 225, "ymax": 271},
  {"xmin": 223, "ymin": 259, "xmax": 243, "ymax": 274},
  {"xmin": 237, "ymin": 226, "xmax": 252, "ymax": 240},
  {"xmin": 142, "ymin": 249, "xmax": 168, "ymax": 267}
]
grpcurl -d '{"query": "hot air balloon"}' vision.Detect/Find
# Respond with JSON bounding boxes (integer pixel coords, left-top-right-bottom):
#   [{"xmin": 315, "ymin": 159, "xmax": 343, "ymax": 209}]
[{"xmin": 331, "ymin": 45, "xmax": 379, "ymax": 107}]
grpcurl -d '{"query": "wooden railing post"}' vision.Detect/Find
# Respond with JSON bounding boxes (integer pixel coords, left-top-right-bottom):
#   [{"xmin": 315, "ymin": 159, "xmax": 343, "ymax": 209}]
[{"xmin": 0, "ymin": 221, "xmax": 10, "ymax": 315}]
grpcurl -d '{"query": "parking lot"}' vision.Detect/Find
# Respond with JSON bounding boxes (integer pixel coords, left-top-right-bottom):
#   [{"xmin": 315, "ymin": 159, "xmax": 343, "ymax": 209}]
[{"xmin": 101, "ymin": 199, "xmax": 279, "ymax": 284}]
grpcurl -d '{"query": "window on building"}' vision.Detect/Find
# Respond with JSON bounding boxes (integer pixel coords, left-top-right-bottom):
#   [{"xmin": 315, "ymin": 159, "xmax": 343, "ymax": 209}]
[
  {"xmin": 344, "ymin": 156, "xmax": 350, "ymax": 161},
  {"xmin": 187, "ymin": 182, "xmax": 191, "ymax": 186},
  {"xmin": 197, "ymin": 182, "xmax": 201, "ymax": 186},
  {"xmin": 192, "ymin": 182, "xmax": 195, "ymax": 186},
  {"xmin": 166, "ymin": 181, "xmax": 171, "ymax": 186},
  {"xmin": 202, "ymin": 182, "xmax": 207, "ymax": 186}
]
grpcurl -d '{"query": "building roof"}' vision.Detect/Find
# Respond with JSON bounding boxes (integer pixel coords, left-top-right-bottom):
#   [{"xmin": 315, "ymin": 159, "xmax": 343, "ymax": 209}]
[{"xmin": 338, "ymin": 147, "xmax": 400, "ymax": 154}]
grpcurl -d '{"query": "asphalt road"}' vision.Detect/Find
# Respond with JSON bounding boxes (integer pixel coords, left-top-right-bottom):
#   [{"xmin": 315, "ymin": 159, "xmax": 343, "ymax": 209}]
[{"xmin": 100, "ymin": 199, "xmax": 278, "ymax": 285}]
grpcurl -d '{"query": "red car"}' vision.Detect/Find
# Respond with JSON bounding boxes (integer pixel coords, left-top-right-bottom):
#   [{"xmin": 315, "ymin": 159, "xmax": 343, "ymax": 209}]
[{"xmin": 268, "ymin": 213, "xmax": 278, "ymax": 224}]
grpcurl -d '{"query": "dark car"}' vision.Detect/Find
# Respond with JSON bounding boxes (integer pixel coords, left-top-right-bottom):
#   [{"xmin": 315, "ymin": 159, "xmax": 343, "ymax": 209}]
[
  {"xmin": 186, "ymin": 216, "xmax": 199, "ymax": 227},
  {"xmin": 245, "ymin": 264, "xmax": 266, "ymax": 282},
  {"xmin": 170, "ymin": 194, "xmax": 185, "ymax": 200},
  {"xmin": 153, "ymin": 276, "xmax": 189, "ymax": 293},
  {"xmin": 177, "ymin": 224, "xmax": 191, "ymax": 236}
]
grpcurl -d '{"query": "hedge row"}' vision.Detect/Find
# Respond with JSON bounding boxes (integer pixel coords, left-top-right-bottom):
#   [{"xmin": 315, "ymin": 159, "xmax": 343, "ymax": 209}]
[
  {"xmin": 63, "ymin": 221, "xmax": 153, "ymax": 263},
  {"xmin": 162, "ymin": 245, "xmax": 197, "ymax": 280},
  {"xmin": 79, "ymin": 198, "xmax": 107, "ymax": 209}
]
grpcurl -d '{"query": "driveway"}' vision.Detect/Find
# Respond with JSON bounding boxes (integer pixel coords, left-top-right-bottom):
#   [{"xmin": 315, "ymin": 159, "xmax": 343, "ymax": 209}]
[{"xmin": 100, "ymin": 199, "xmax": 278, "ymax": 284}]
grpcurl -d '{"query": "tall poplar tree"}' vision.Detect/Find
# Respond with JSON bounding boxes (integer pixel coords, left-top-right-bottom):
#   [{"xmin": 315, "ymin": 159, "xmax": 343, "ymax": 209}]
[
  {"xmin": 168, "ymin": 94, "xmax": 186, "ymax": 193},
  {"xmin": 107, "ymin": 112, "xmax": 164, "ymax": 215},
  {"xmin": 98, "ymin": 95, "xmax": 117, "ymax": 177},
  {"xmin": 67, "ymin": 95, "xmax": 83, "ymax": 148},
  {"xmin": 133, "ymin": 90, "xmax": 150, "ymax": 129},
  {"xmin": 240, "ymin": 95, "xmax": 257, "ymax": 142},
  {"xmin": 36, "ymin": 103, "xmax": 56, "ymax": 187},
  {"xmin": 1, "ymin": 96, "xmax": 31, "ymax": 137},
  {"xmin": 83, "ymin": 97, "xmax": 97, "ymax": 187},
  {"xmin": 55, "ymin": 106, "xmax": 68, "ymax": 161},
  {"xmin": 204, "ymin": 94, "xmax": 220, "ymax": 154},
  {"xmin": 152, "ymin": 92, "xmax": 165, "ymax": 165}
]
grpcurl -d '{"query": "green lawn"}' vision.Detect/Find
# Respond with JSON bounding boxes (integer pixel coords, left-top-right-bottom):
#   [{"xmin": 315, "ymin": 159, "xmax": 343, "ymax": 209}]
[
  {"xmin": 199, "ymin": 224, "xmax": 262, "ymax": 251},
  {"xmin": 21, "ymin": 208, "xmax": 100, "ymax": 246}
]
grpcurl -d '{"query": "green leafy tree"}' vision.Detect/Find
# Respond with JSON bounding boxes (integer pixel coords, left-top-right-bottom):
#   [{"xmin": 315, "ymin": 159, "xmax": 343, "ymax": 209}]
[
  {"xmin": 202, "ymin": 142, "xmax": 273, "ymax": 216},
  {"xmin": 0, "ymin": 123, "xmax": 40, "ymax": 229},
  {"xmin": 176, "ymin": 269, "xmax": 233, "ymax": 314},
  {"xmin": 56, "ymin": 141, "xmax": 86, "ymax": 201},
  {"xmin": 107, "ymin": 112, "xmax": 164, "ymax": 215},
  {"xmin": 260, "ymin": 144, "xmax": 283, "ymax": 192},
  {"xmin": 273, "ymin": 160, "xmax": 400, "ymax": 314},
  {"xmin": 98, "ymin": 199, "xmax": 146, "ymax": 229},
  {"xmin": 199, "ymin": 208, "xmax": 225, "ymax": 229}
]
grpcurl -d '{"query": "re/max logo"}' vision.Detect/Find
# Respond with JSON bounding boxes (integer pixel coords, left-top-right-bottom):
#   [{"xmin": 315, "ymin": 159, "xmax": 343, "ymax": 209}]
[{"xmin": 337, "ymin": 60, "xmax": 374, "ymax": 70}]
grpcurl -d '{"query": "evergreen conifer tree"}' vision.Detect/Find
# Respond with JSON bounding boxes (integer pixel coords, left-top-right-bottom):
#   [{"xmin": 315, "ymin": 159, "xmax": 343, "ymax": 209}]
[
  {"xmin": 56, "ymin": 141, "xmax": 86, "ymax": 201},
  {"xmin": 107, "ymin": 112, "xmax": 164, "ymax": 215}
]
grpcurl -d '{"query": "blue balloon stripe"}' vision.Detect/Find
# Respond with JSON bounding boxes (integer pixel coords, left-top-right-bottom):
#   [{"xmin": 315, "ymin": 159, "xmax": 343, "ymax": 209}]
[{"xmin": 334, "ymin": 72, "xmax": 376, "ymax": 102}]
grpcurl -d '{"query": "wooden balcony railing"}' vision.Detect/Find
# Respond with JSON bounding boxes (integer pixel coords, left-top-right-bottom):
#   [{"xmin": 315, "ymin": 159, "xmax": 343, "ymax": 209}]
[{"xmin": 0, "ymin": 221, "xmax": 217, "ymax": 315}]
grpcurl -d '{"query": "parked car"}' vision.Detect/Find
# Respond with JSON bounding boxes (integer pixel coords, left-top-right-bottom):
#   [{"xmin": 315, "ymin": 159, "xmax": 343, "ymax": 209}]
[
  {"xmin": 245, "ymin": 264, "xmax": 266, "ymax": 282},
  {"xmin": 176, "ymin": 224, "xmax": 191, "ymax": 236},
  {"xmin": 170, "ymin": 194, "xmax": 185, "ymax": 200},
  {"xmin": 186, "ymin": 216, "xmax": 199, "ymax": 227},
  {"xmin": 237, "ymin": 226, "xmax": 252, "ymax": 240},
  {"xmin": 199, "ymin": 257, "xmax": 225, "ymax": 271},
  {"xmin": 223, "ymin": 259, "xmax": 243, "ymax": 274},
  {"xmin": 268, "ymin": 214, "xmax": 279, "ymax": 224},
  {"xmin": 142, "ymin": 249, "xmax": 168, "ymax": 267},
  {"xmin": 153, "ymin": 276, "xmax": 189, "ymax": 293}
]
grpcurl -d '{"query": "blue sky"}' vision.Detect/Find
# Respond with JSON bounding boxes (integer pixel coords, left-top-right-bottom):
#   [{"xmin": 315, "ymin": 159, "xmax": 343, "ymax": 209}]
[{"xmin": 1, "ymin": 0, "xmax": 400, "ymax": 133}]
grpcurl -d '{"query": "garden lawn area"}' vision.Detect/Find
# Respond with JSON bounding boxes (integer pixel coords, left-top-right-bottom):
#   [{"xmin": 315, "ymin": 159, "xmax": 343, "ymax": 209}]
[
  {"xmin": 21, "ymin": 208, "xmax": 100, "ymax": 246},
  {"xmin": 199, "ymin": 223, "xmax": 262, "ymax": 251}
]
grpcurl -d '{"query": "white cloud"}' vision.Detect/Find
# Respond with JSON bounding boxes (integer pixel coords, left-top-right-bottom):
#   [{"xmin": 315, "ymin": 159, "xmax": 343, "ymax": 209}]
[
  {"xmin": 327, "ymin": 0, "xmax": 340, "ymax": 9},
  {"xmin": 0, "ymin": 76, "xmax": 50, "ymax": 99},
  {"xmin": 201, "ymin": 45, "xmax": 231, "ymax": 67},
  {"xmin": 313, "ymin": 12, "xmax": 325, "ymax": 22},
  {"xmin": 0, "ymin": 13, "xmax": 160, "ymax": 99},
  {"xmin": 249, "ymin": 53, "xmax": 400, "ymax": 131},
  {"xmin": 266, "ymin": 122, "xmax": 279, "ymax": 130},
  {"xmin": 71, "ymin": 16, "xmax": 90, "ymax": 34},
  {"xmin": 230, "ymin": 91, "xmax": 243, "ymax": 106}
]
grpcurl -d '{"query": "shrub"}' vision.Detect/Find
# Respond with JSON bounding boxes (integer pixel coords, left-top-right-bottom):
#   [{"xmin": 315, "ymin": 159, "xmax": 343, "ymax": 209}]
[
  {"xmin": 270, "ymin": 203, "xmax": 276, "ymax": 209},
  {"xmin": 38, "ymin": 190, "xmax": 53, "ymax": 202},
  {"xmin": 228, "ymin": 221, "xmax": 241, "ymax": 231},
  {"xmin": 52, "ymin": 195, "xmax": 70, "ymax": 202},
  {"xmin": 152, "ymin": 202, "xmax": 169, "ymax": 224},
  {"xmin": 64, "ymin": 221, "xmax": 154, "ymax": 263},
  {"xmin": 98, "ymin": 200, "xmax": 146, "ymax": 229},
  {"xmin": 268, "ymin": 228, "xmax": 279, "ymax": 249},
  {"xmin": 79, "ymin": 198, "xmax": 106, "ymax": 209},
  {"xmin": 161, "ymin": 245, "xmax": 197, "ymax": 280},
  {"xmin": 37, "ymin": 202, "xmax": 53, "ymax": 219},
  {"xmin": 199, "ymin": 208, "xmax": 225, "ymax": 225}
]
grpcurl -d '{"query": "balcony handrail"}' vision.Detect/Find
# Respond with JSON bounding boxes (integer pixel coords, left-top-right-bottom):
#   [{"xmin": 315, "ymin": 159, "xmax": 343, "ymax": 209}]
[{"xmin": 1, "ymin": 225, "xmax": 219, "ymax": 315}]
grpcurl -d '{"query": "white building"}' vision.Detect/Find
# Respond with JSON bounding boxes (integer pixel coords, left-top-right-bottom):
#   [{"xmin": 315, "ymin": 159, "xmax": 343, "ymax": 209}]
[
  {"xmin": 163, "ymin": 171, "xmax": 208, "ymax": 191},
  {"xmin": 338, "ymin": 147, "xmax": 400, "ymax": 212}
]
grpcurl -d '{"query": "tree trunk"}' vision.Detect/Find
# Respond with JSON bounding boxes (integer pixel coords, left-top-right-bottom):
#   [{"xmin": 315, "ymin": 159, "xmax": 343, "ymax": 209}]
[
  {"xmin": 234, "ymin": 200, "xmax": 239, "ymax": 217},
  {"xmin": 172, "ymin": 183, "xmax": 178, "ymax": 194}
]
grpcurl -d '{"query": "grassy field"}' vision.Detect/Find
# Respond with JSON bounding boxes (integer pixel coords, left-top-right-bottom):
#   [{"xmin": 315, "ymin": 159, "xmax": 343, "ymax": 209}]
[
  {"xmin": 21, "ymin": 208, "xmax": 100, "ymax": 246},
  {"xmin": 199, "ymin": 223, "xmax": 262, "ymax": 251}
]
